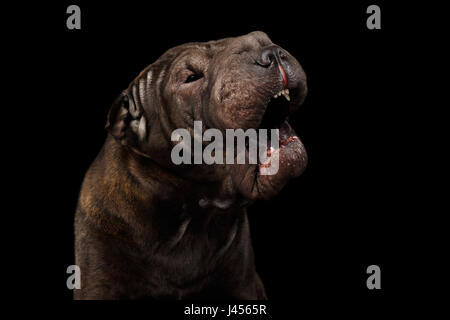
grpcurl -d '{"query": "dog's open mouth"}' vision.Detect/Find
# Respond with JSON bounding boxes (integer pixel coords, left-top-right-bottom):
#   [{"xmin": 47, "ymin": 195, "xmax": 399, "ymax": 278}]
[
  {"xmin": 240, "ymin": 85, "xmax": 305, "ymax": 180},
  {"xmin": 254, "ymin": 87, "xmax": 302, "ymax": 152},
  {"xmin": 236, "ymin": 86, "xmax": 307, "ymax": 199},
  {"xmin": 258, "ymin": 89, "xmax": 291, "ymax": 130}
]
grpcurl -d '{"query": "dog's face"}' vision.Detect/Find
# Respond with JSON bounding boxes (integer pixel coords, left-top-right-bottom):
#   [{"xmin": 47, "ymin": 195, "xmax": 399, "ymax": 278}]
[{"xmin": 106, "ymin": 31, "xmax": 308, "ymax": 200}]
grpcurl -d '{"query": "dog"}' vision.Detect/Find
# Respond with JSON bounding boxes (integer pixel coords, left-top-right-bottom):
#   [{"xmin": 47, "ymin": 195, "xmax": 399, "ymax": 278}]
[{"xmin": 74, "ymin": 31, "xmax": 308, "ymax": 299}]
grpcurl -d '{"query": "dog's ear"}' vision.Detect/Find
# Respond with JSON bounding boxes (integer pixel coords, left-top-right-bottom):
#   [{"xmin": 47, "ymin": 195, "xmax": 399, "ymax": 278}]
[{"xmin": 105, "ymin": 91, "xmax": 147, "ymax": 147}]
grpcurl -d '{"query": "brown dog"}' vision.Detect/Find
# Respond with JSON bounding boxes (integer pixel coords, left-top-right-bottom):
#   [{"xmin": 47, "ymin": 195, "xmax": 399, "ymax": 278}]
[{"xmin": 74, "ymin": 31, "xmax": 307, "ymax": 299}]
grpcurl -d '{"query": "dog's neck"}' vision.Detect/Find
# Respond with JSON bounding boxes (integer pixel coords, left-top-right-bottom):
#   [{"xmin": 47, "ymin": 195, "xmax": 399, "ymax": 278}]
[
  {"xmin": 89, "ymin": 136, "xmax": 245, "ymax": 256},
  {"xmin": 104, "ymin": 135, "xmax": 241, "ymax": 209},
  {"xmin": 109, "ymin": 135, "xmax": 247, "ymax": 208}
]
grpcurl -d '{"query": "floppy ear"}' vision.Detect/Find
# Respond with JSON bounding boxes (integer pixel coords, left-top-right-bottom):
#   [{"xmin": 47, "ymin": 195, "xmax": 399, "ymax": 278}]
[{"xmin": 105, "ymin": 91, "xmax": 147, "ymax": 147}]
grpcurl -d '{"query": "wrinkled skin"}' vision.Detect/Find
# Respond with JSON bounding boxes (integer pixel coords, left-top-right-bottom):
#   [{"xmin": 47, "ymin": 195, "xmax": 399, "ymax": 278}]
[
  {"xmin": 108, "ymin": 31, "xmax": 307, "ymax": 201},
  {"xmin": 75, "ymin": 31, "xmax": 308, "ymax": 299}
]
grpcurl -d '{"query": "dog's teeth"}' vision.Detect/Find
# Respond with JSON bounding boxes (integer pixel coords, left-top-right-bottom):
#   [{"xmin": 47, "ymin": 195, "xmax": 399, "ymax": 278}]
[
  {"xmin": 274, "ymin": 90, "xmax": 289, "ymax": 99},
  {"xmin": 281, "ymin": 90, "xmax": 290, "ymax": 101}
]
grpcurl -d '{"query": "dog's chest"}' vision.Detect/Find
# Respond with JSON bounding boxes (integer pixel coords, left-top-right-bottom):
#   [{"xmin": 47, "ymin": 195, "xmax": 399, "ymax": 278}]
[{"xmin": 136, "ymin": 210, "xmax": 245, "ymax": 298}]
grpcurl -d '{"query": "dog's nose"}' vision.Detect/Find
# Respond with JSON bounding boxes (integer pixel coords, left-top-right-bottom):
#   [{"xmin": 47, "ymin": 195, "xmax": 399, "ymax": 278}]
[{"xmin": 258, "ymin": 45, "xmax": 286, "ymax": 67}]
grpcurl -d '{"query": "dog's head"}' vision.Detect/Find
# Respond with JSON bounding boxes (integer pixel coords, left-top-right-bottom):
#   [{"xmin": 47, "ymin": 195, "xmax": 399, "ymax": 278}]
[{"xmin": 106, "ymin": 31, "xmax": 308, "ymax": 201}]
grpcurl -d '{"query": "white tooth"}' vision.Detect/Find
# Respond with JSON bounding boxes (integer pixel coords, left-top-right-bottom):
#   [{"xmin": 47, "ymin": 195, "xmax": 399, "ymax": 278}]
[{"xmin": 282, "ymin": 90, "xmax": 290, "ymax": 101}]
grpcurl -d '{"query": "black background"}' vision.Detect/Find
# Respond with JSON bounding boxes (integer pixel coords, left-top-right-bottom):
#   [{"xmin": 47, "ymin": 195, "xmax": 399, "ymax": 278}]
[{"xmin": 9, "ymin": 0, "xmax": 432, "ymax": 316}]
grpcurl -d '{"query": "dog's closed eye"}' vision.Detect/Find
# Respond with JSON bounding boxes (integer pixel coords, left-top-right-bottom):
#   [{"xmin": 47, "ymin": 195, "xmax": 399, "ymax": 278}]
[{"xmin": 185, "ymin": 72, "xmax": 204, "ymax": 83}]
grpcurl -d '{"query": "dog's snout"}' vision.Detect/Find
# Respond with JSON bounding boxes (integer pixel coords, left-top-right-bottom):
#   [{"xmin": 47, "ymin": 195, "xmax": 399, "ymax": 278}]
[{"xmin": 257, "ymin": 45, "xmax": 285, "ymax": 67}]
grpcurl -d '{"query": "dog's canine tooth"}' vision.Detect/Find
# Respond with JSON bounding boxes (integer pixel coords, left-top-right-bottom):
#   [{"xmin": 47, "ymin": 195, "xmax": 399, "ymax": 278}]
[{"xmin": 272, "ymin": 89, "xmax": 290, "ymax": 100}]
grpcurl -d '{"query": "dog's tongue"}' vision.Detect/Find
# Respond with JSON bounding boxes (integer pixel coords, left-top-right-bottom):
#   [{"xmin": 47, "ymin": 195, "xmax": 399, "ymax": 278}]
[{"xmin": 278, "ymin": 65, "xmax": 288, "ymax": 89}]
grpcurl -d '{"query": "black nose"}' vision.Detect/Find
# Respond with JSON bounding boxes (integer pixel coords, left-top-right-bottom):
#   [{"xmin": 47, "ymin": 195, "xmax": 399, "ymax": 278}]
[{"xmin": 258, "ymin": 45, "xmax": 285, "ymax": 67}]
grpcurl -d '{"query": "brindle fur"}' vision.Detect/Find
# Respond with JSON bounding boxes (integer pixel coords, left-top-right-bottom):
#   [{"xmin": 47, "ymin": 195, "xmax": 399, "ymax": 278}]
[{"xmin": 74, "ymin": 31, "xmax": 307, "ymax": 300}]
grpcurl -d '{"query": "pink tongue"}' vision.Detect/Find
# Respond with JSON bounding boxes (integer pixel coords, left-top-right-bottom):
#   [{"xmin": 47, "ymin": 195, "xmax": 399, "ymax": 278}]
[{"xmin": 278, "ymin": 65, "xmax": 288, "ymax": 89}]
